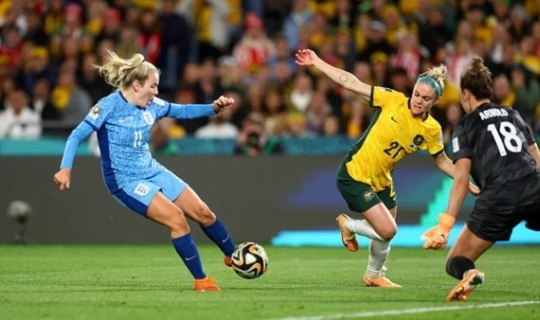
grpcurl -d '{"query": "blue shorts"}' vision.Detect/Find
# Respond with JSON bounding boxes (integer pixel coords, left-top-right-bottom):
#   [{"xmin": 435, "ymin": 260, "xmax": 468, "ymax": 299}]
[{"xmin": 112, "ymin": 169, "xmax": 188, "ymax": 216}]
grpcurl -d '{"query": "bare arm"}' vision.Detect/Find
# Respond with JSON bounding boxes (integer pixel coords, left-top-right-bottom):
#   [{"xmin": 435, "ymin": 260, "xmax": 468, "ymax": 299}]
[
  {"xmin": 445, "ymin": 158, "xmax": 472, "ymax": 218},
  {"xmin": 295, "ymin": 49, "xmax": 372, "ymax": 100},
  {"xmin": 529, "ymin": 143, "xmax": 540, "ymax": 169},
  {"xmin": 433, "ymin": 151, "xmax": 480, "ymax": 195}
]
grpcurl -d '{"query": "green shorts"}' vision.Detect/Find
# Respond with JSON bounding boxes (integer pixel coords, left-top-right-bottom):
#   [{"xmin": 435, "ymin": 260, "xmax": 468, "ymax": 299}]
[{"xmin": 336, "ymin": 161, "xmax": 397, "ymax": 213}]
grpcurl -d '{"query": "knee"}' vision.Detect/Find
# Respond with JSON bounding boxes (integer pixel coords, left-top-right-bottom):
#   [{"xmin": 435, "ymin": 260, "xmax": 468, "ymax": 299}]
[
  {"xmin": 378, "ymin": 227, "xmax": 397, "ymax": 241},
  {"xmin": 167, "ymin": 210, "xmax": 190, "ymax": 234},
  {"xmin": 193, "ymin": 203, "xmax": 216, "ymax": 225}
]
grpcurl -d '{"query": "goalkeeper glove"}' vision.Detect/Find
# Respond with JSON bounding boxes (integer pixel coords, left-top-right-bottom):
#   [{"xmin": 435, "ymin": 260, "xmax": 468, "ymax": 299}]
[{"xmin": 421, "ymin": 213, "xmax": 456, "ymax": 250}]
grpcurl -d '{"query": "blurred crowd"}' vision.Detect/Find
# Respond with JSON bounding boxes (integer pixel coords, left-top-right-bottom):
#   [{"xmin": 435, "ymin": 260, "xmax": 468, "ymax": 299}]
[{"xmin": 0, "ymin": 0, "xmax": 539, "ymax": 156}]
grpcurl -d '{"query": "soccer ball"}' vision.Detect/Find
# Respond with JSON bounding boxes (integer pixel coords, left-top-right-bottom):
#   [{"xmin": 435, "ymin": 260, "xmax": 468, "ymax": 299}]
[{"xmin": 231, "ymin": 242, "xmax": 268, "ymax": 279}]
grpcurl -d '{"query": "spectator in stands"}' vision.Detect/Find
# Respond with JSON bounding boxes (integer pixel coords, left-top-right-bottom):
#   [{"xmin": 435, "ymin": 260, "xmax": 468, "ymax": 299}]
[
  {"xmin": 78, "ymin": 52, "xmax": 113, "ymax": 104},
  {"xmin": 138, "ymin": 8, "xmax": 162, "ymax": 64},
  {"xmin": 151, "ymin": 119, "xmax": 179, "ymax": 155},
  {"xmin": 262, "ymin": 87, "xmax": 288, "ymax": 136},
  {"xmin": 0, "ymin": 89, "xmax": 41, "ymax": 139},
  {"xmin": 343, "ymin": 97, "xmax": 370, "ymax": 139},
  {"xmin": 442, "ymin": 101, "xmax": 463, "ymax": 144},
  {"xmin": 51, "ymin": 66, "xmax": 93, "ymax": 129},
  {"xmin": 283, "ymin": 110, "xmax": 312, "ymax": 138},
  {"xmin": 157, "ymin": 0, "xmax": 193, "ymax": 97},
  {"xmin": 305, "ymin": 90, "xmax": 332, "ymax": 135},
  {"xmin": 322, "ymin": 114, "xmax": 341, "ymax": 137},
  {"xmin": 0, "ymin": 75, "xmax": 15, "ymax": 110},
  {"xmin": 245, "ymin": 80, "xmax": 265, "ymax": 113},
  {"xmin": 15, "ymin": 46, "xmax": 56, "ymax": 95},
  {"xmin": 283, "ymin": 0, "xmax": 313, "ymax": 51},
  {"xmin": 115, "ymin": 25, "xmax": 142, "ymax": 61},
  {"xmin": 222, "ymin": 87, "xmax": 247, "ymax": 129},
  {"xmin": 195, "ymin": 107, "xmax": 239, "ymax": 139},
  {"xmin": 393, "ymin": 32, "xmax": 422, "ymax": 83},
  {"xmin": 335, "ymin": 27, "xmax": 356, "ymax": 72},
  {"xmin": 31, "ymin": 78, "xmax": 59, "ymax": 121},
  {"xmin": 233, "ymin": 11, "xmax": 275, "ymax": 76},
  {"xmin": 24, "ymin": 8, "xmax": 48, "ymax": 47},
  {"xmin": 492, "ymin": 73, "xmax": 515, "ymax": 107},
  {"xmin": 512, "ymin": 63, "xmax": 540, "ymax": 128},
  {"xmin": 61, "ymin": 3, "xmax": 84, "ymax": 39},
  {"xmin": 95, "ymin": 7, "xmax": 122, "ymax": 43},
  {"xmin": 43, "ymin": 0, "xmax": 64, "ymax": 36},
  {"xmin": 508, "ymin": 5, "xmax": 531, "ymax": 43},
  {"xmin": 329, "ymin": 0, "xmax": 356, "ymax": 30},
  {"xmin": 0, "ymin": 25, "xmax": 24, "ymax": 71},
  {"xmin": 288, "ymin": 72, "xmax": 313, "ymax": 113},
  {"xmin": 357, "ymin": 20, "xmax": 393, "ymax": 63},
  {"xmin": 177, "ymin": 0, "xmax": 232, "ymax": 61},
  {"xmin": 235, "ymin": 111, "xmax": 282, "ymax": 155}
]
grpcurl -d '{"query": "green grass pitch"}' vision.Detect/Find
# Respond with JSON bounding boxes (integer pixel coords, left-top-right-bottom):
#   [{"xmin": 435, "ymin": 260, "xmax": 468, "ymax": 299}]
[{"xmin": 0, "ymin": 244, "xmax": 539, "ymax": 320}]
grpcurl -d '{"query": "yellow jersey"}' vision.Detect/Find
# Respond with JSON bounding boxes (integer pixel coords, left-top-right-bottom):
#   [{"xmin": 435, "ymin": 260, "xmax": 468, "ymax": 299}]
[{"xmin": 345, "ymin": 86, "xmax": 444, "ymax": 192}]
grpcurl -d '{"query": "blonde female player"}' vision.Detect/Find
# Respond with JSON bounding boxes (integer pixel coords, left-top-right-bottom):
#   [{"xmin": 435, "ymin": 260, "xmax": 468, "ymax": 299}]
[
  {"xmin": 295, "ymin": 49, "xmax": 479, "ymax": 287},
  {"xmin": 53, "ymin": 50, "xmax": 236, "ymax": 291}
]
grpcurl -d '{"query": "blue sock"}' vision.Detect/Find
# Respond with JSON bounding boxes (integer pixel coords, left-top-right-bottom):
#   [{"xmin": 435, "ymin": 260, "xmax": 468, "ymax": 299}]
[
  {"xmin": 201, "ymin": 218, "xmax": 235, "ymax": 257},
  {"xmin": 172, "ymin": 233, "xmax": 206, "ymax": 279}
]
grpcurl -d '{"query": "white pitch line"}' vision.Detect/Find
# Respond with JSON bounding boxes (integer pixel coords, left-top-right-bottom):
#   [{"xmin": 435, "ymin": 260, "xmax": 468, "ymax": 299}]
[{"xmin": 271, "ymin": 300, "xmax": 540, "ymax": 320}]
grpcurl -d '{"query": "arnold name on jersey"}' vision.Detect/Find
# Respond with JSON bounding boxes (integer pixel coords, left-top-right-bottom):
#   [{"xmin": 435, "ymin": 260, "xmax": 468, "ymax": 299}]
[{"xmin": 479, "ymin": 108, "xmax": 509, "ymax": 121}]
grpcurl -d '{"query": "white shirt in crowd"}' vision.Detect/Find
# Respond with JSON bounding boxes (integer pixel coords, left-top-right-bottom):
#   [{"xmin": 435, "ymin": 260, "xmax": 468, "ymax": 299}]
[
  {"xmin": 0, "ymin": 107, "xmax": 42, "ymax": 139},
  {"xmin": 195, "ymin": 122, "xmax": 239, "ymax": 139}
]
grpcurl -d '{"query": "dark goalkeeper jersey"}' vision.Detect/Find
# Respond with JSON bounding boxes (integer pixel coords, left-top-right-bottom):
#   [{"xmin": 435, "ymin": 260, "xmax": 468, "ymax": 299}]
[{"xmin": 450, "ymin": 102, "xmax": 540, "ymax": 205}]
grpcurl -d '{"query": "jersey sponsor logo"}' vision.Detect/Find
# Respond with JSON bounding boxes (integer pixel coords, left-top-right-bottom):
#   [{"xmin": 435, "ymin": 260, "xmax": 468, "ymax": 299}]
[
  {"xmin": 142, "ymin": 111, "xmax": 155, "ymax": 125},
  {"xmin": 89, "ymin": 105, "xmax": 100, "ymax": 120},
  {"xmin": 133, "ymin": 183, "xmax": 150, "ymax": 196},
  {"xmin": 452, "ymin": 137, "xmax": 460, "ymax": 153},
  {"xmin": 152, "ymin": 97, "xmax": 166, "ymax": 106},
  {"xmin": 363, "ymin": 190, "xmax": 375, "ymax": 202}
]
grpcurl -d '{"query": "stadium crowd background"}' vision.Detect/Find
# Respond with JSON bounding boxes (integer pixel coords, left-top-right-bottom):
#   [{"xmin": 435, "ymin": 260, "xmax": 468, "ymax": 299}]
[{"xmin": 0, "ymin": 0, "xmax": 539, "ymax": 156}]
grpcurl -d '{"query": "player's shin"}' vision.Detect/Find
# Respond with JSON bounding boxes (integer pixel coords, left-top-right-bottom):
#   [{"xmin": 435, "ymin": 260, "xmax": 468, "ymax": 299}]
[
  {"xmin": 365, "ymin": 239, "xmax": 391, "ymax": 278},
  {"xmin": 172, "ymin": 233, "xmax": 206, "ymax": 279},
  {"xmin": 446, "ymin": 256, "xmax": 475, "ymax": 280},
  {"xmin": 201, "ymin": 217, "xmax": 236, "ymax": 257}
]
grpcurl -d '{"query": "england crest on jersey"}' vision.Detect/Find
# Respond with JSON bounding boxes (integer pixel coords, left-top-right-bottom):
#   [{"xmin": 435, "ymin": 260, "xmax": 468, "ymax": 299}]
[{"xmin": 142, "ymin": 110, "xmax": 155, "ymax": 125}]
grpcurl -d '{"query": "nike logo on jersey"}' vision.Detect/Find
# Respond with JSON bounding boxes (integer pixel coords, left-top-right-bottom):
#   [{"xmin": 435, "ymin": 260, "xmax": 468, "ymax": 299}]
[{"xmin": 391, "ymin": 116, "xmax": 399, "ymax": 124}]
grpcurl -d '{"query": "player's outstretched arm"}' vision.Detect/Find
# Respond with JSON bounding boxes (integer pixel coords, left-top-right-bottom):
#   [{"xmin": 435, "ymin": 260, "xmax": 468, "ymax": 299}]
[
  {"xmin": 528, "ymin": 143, "xmax": 540, "ymax": 169},
  {"xmin": 294, "ymin": 49, "xmax": 372, "ymax": 100},
  {"xmin": 53, "ymin": 121, "xmax": 94, "ymax": 191},
  {"xmin": 422, "ymin": 158, "xmax": 471, "ymax": 250},
  {"xmin": 167, "ymin": 96, "xmax": 234, "ymax": 119}
]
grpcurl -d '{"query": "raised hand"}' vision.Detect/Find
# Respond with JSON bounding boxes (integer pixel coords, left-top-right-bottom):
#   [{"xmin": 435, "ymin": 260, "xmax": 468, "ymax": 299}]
[
  {"xmin": 213, "ymin": 95, "xmax": 235, "ymax": 113},
  {"xmin": 294, "ymin": 49, "xmax": 318, "ymax": 66}
]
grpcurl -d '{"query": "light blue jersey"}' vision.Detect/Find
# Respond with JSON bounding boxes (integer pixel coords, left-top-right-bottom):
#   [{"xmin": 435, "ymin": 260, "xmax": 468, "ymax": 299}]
[{"xmin": 60, "ymin": 91, "xmax": 216, "ymax": 214}]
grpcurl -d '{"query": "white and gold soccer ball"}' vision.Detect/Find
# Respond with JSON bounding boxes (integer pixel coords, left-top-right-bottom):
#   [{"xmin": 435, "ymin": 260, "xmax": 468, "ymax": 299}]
[{"xmin": 231, "ymin": 242, "xmax": 268, "ymax": 279}]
